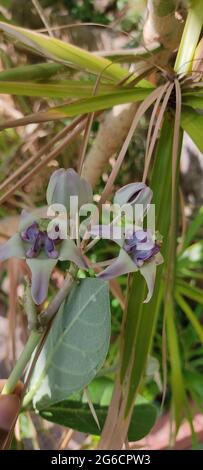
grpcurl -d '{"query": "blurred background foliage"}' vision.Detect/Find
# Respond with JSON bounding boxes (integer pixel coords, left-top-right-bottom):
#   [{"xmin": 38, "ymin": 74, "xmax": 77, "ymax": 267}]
[{"xmin": 0, "ymin": 0, "xmax": 203, "ymax": 450}]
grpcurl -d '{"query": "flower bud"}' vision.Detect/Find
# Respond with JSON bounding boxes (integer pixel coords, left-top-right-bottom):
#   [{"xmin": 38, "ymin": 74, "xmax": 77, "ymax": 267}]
[
  {"xmin": 46, "ymin": 168, "xmax": 93, "ymax": 212},
  {"xmin": 114, "ymin": 182, "xmax": 152, "ymax": 212}
]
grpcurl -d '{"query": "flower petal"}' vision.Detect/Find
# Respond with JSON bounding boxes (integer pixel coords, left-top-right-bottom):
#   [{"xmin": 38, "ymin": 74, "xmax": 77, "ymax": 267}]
[
  {"xmin": 97, "ymin": 249, "xmax": 138, "ymax": 280},
  {"xmin": 25, "ymin": 232, "xmax": 44, "ymax": 258},
  {"xmin": 44, "ymin": 236, "xmax": 59, "ymax": 259},
  {"xmin": 139, "ymin": 261, "xmax": 156, "ymax": 303},
  {"xmin": 26, "ymin": 258, "xmax": 57, "ymax": 305},
  {"xmin": 0, "ymin": 234, "xmax": 25, "ymax": 260},
  {"xmin": 19, "ymin": 207, "xmax": 47, "ymax": 232},
  {"xmin": 90, "ymin": 224, "xmax": 124, "ymax": 244},
  {"xmin": 134, "ymin": 245, "xmax": 160, "ymax": 265},
  {"xmin": 21, "ymin": 222, "xmax": 39, "ymax": 242},
  {"xmin": 46, "ymin": 168, "xmax": 93, "ymax": 211},
  {"xmin": 114, "ymin": 182, "xmax": 152, "ymax": 213},
  {"xmin": 59, "ymin": 239, "xmax": 87, "ymax": 269}
]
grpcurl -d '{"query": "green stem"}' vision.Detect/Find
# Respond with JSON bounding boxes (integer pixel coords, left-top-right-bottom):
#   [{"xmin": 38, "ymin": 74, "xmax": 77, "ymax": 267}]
[
  {"xmin": 1, "ymin": 331, "xmax": 41, "ymax": 395},
  {"xmin": 1, "ymin": 264, "xmax": 78, "ymax": 397},
  {"xmin": 174, "ymin": 0, "xmax": 203, "ymax": 74}
]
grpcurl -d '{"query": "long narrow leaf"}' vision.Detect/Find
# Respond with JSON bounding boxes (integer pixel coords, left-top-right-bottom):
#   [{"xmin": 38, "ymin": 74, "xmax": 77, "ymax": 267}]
[
  {"xmin": 0, "ymin": 88, "xmax": 151, "ymax": 130},
  {"xmin": 176, "ymin": 292, "xmax": 203, "ymax": 344},
  {"xmin": 121, "ymin": 115, "xmax": 174, "ymax": 414},
  {"xmin": 181, "ymin": 206, "xmax": 203, "ymax": 251},
  {"xmin": 182, "ymin": 94, "xmax": 203, "ymax": 109},
  {"xmin": 0, "ymin": 62, "xmax": 65, "ymax": 81},
  {"xmin": 166, "ymin": 300, "xmax": 187, "ymax": 429},
  {"xmin": 176, "ymin": 280, "xmax": 203, "ymax": 305},
  {"xmin": 0, "ymin": 80, "xmax": 116, "ymax": 99},
  {"xmin": 0, "ymin": 21, "xmax": 127, "ymax": 81},
  {"xmin": 181, "ymin": 106, "xmax": 203, "ymax": 153}
]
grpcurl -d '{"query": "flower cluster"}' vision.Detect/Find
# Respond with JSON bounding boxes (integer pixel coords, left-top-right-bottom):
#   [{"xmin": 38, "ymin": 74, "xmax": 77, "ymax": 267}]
[
  {"xmin": 90, "ymin": 181, "xmax": 163, "ymax": 303},
  {"xmin": 0, "ymin": 168, "xmax": 163, "ymax": 305},
  {"xmin": 0, "ymin": 169, "xmax": 91, "ymax": 305}
]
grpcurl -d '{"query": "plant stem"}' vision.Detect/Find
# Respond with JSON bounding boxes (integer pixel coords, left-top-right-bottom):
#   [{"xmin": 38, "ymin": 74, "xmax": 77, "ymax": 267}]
[
  {"xmin": 39, "ymin": 264, "xmax": 78, "ymax": 325},
  {"xmin": 1, "ymin": 264, "xmax": 78, "ymax": 396},
  {"xmin": 174, "ymin": 0, "xmax": 203, "ymax": 74},
  {"xmin": 1, "ymin": 331, "xmax": 41, "ymax": 395}
]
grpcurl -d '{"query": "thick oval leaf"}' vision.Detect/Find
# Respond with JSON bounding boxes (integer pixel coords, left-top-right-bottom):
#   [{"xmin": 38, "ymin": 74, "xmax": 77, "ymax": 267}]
[
  {"xmin": 25, "ymin": 278, "xmax": 111, "ymax": 410},
  {"xmin": 40, "ymin": 401, "xmax": 157, "ymax": 442}
]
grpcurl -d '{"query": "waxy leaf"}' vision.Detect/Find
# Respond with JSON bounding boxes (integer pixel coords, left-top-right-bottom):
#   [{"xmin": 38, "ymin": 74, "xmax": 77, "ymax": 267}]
[
  {"xmin": 25, "ymin": 279, "xmax": 111, "ymax": 410},
  {"xmin": 40, "ymin": 401, "xmax": 157, "ymax": 441}
]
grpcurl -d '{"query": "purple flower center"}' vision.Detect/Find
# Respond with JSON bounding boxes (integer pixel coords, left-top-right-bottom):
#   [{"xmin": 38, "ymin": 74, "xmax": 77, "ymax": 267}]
[
  {"xmin": 21, "ymin": 222, "xmax": 60, "ymax": 259},
  {"xmin": 124, "ymin": 230, "xmax": 160, "ymax": 267}
]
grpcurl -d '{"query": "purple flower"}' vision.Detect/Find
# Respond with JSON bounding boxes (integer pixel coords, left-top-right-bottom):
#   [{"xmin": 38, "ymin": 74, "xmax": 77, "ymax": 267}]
[
  {"xmin": 90, "ymin": 182, "xmax": 163, "ymax": 303},
  {"xmin": 97, "ymin": 229, "xmax": 162, "ymax": 303},
  {"xmin": 124, "ymin": 230, "xmax": 160, "ymax": 266},
  {"xmin": 0, "ymin": 169, "xmax": 90, "ymax": 305},
  {"xmin": 21, "ymin": 223, "xmax": 59, "ymax": 259}
]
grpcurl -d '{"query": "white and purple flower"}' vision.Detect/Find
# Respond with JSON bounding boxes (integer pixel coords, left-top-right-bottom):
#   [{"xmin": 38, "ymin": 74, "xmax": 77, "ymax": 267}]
[
  {"xmin": 0, "ymin": 171, "xmax": 163, "ymax": 305},
  {"xmin": 0, "ymin": 169, "xmax": 91, "ymax": 305},
  {"xmin": 90, "ymin": 182, "xmax": 163, "ymax": 303}
]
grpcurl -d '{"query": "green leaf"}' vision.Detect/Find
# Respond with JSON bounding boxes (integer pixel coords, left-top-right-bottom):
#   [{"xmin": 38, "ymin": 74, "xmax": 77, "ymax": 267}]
[
  {"xmin": 0, "ymin": 88, "xmax": 151, "ymax": 130},
  {"xmin": 181, "ymin": 107, "xmax": 203, "ymax": 153},
  {"xmin": 0, "ymin": 80, "xmax": 116, "ymax": 99},
  {"xmin": 166, "ymin": 300, "xmax": 187, "ymax": 429},
  {"xmin": 0, "ymin": 21, "xmax": 127, "ymax": 81},
  {"xmin": 185, "ymin": 370, "xmax": 203, "ymax": 399},
  {"xmin": 0, "ymin": 80, "xmax": 150, "ymax": 102},
  {"xmin": 40, "ymin": 401, "xmax": 157, "ymax": 441},
  {"xmin": 176, "ymin": 292, "xmax": 203, "ymax": 344},
  {"xmin": 182, "ymin": 91, "xmax": 203, "ymax": 109},
  {"xmin": 176, "ymin": 280, "xmax": 203, "ymax": 305},
  {"xmin": 178, "ymin": 240, "xmax": 203, "ymax": 273},
  {"xmin": 174, "ymin": 0, "xmax": 203, "ymax": 74},
  {"xmin": 24, "ymin": 279, "xmax": 111, "ymax": 410},
  {"xmin": 87, "ymin": 377, "xmax": 148, "ymax": 407},
  {"xmin": 181, "ymin": 206, "xmax": 203, "ymax": 251},
  {"xmin": 87, "ymin": 378, "xmax": 114, "ymax": 406},
  {"xmin": 35, "ymin": 88, "xmax": 151, "ymax": 114},
  {"xmin": 121, "ymin": 115, "xmax": 174, "ymax": 413},
  {"xmin": 0, "ymin": 63, "xmax": 65, "ymax": 82}
]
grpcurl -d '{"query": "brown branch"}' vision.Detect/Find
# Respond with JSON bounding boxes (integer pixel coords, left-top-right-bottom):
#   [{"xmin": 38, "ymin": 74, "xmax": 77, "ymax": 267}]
[{"xmin": 143, "ymin": 0, "xmax": 184, "ymax": 50}]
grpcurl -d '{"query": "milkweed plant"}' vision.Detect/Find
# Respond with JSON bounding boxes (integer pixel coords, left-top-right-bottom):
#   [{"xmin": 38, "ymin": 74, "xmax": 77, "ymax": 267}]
[{"xmin": 1, "ymin": 0, "xmax": 203, "ymax": 450}]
